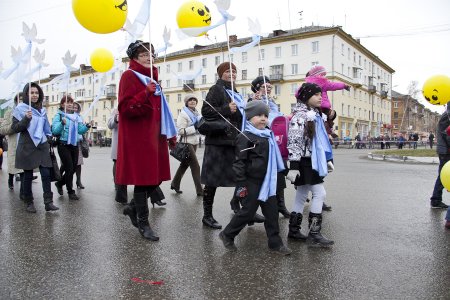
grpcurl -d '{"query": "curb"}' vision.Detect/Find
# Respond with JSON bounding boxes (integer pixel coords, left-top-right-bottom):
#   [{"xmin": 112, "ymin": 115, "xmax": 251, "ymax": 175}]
[{"xmin": 367, "ymin": 153, "xmax": 439, "ymax": 164}]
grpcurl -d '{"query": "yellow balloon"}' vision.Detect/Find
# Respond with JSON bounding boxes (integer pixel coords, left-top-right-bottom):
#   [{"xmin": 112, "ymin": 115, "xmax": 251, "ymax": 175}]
[
  {"xmin": 176, "ymin": 0, "xmax": 212, "ymax": 37},
  {"xmin": 422, "ymin": 75, "xmax": 450, "ymax": 106},
  {"xmin": 441, "ymin": 161, "xmax": 450, "ymax": 191},
  {"xmin": 72, "ymin": 0, "xmax": 127, "ymax": 34},
  {"xmin": 90, "ymin": 48, "xmax": 114, "ymax": 73}
]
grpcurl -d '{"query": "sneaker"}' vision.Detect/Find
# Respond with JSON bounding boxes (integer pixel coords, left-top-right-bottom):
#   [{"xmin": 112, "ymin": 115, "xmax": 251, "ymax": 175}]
[
  {"xmin": 68, "ymin": 193, "xmax": 79, "ymax": 200},
  {"xmin": 445, "ymin": 220, "xmax": 450, "ymax": 229},
  {"xmin": 322, "ymin": 203, "xmax": 332, "ymax": 211},
  {"xmin": 270, "ymin": 245, "xmax": 292, "ymax": 256},
  {"xmin": 431, "ymin": 201, "xmax": 449, "ymax": 209},
  {"xmin": 219, "ymin": 231, "xmax": 237, "ymax": 251}
]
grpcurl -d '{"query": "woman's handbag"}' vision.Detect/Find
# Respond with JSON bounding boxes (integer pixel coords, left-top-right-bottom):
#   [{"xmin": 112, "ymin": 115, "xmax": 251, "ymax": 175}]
[
  {"xmin": 80, "ymin": 135, "xmax": 89, "ymax": 158},
  {"xmin": 196, "ymin": 117, "xmax": 229, "ymax": 136},
  {"xmin": 49, "ymin": 145, "xmax": 62, "ymax": 182},
  {"xmin": 170, "ymin": 130, "xmax": 191, "ymax": 163}
]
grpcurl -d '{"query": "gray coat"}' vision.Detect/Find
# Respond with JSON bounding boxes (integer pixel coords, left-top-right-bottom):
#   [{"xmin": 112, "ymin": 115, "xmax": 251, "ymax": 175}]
[
  {"xmin": 11, "ymin": 117, "xmax": 52, "ymax": 170},
  {"xmin": 107, "ymin": 108, "xmax": 119, "ymax": 160},
  {"xmin": 0, "ymin": 109, "xmax": 23, "ymax": 174}
]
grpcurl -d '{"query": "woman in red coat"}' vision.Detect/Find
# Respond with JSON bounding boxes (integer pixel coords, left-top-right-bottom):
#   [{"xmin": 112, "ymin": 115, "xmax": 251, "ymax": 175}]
[{"xmin": 117, "ymin": 40, "xmax": 177, "ymax": 241}]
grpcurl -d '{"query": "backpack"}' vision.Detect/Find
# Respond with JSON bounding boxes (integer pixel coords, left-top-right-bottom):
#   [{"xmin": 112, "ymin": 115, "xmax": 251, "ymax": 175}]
[{"xmin": 270, "ymin": 115, "xmax": 289, "ymax": 160}]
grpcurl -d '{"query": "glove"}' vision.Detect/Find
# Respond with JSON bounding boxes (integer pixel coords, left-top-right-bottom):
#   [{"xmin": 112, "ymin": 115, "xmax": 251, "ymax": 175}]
[
  {"xmin": 235, "ymin": 187, "xmax": 248, "ymax": 198},
  {"xmin": 344, "ymin": 85, "xmax": 351, "ymax": 91},
  {"xmin": 146, "ymin": 83, "xmax": 157, "ymax": 94},
  {"xmin": 327, "ymin": 161, "xmax": 335, "ymax": 172},
  {"xmin": 286, "ymin": 170, "xmax": 298, "ymax": 183}
]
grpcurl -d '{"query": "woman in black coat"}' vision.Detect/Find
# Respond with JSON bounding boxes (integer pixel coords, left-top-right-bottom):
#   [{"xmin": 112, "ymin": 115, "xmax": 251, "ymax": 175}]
[{"xmin": 200, "ymin": 62, "xmax": 243, "ymax": 229}]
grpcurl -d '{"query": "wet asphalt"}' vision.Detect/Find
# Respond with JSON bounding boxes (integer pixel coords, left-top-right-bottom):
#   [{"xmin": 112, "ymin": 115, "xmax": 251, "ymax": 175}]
[{"xmin": 0, "ymin": 147, "xmax": 449, "ymax": 300}]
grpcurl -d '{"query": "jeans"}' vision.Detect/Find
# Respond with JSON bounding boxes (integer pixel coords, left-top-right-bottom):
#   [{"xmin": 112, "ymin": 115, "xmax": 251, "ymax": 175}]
[
  {"xmin": 57, "ymin": 144, "xmax": 79, "ymax": 194},
  {"xmin": 430, "ymin": 154, "xmax": 450, "ymax": 204},
  {"xmin": 22, "ymin": 167, "xmax": 51, "ymax": 200}
]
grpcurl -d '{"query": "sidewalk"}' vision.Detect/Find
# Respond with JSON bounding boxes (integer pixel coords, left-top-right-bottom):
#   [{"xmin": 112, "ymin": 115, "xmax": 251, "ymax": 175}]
[{"xmin": 367, "ymin": 152, "xmax": 439, "ymax": 164}]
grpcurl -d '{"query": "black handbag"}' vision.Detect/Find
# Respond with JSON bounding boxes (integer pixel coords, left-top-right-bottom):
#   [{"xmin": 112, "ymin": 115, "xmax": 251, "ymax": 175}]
[
  {"xmin": 196, "ymin": 117, "xmax": 229, "ymax": 136},
  {"xmin": 170, "ymin": 131, "xmax": 191, "ymax": 163},
  {"xmin": 80, "ymin": 134, "xmax": 89, "ymax": 158},
  {"xmin": 49, "ymin": 145, "xmax": 62, "ymax": 182}
]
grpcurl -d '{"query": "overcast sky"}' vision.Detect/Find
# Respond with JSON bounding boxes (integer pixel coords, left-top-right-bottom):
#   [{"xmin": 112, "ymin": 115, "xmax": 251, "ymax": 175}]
[{"xmin": 1, "ymin": 0, "xmax": 449, "ymax": 113}]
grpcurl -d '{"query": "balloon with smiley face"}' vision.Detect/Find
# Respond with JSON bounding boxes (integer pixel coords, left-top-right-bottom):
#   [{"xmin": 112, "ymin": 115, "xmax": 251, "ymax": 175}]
[
  {"xmin": 72, "ymin": 0, "xmax": 128, "ymax": 34},
  {"xmin": 176, "ymin": 0, "xmax": 212, "ymax": 37},
  {"xmin": 422, "ymin": 74, "xmax": 450, "ymax": 106}
]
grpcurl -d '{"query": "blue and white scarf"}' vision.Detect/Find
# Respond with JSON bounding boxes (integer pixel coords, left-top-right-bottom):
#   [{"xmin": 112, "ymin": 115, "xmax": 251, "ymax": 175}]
[
  {"xmin": 131, "ymin": 70, "xmax": 177, "ymax": 138},
  {"xmin": 224, "ymin": 88, "xmax": 246, "ymax": 131},
  {"xmin": 311, "ymin": 114, "xmax": 333, "ymax": 177},
  {"xmin": 13, "ymin": 102, "xmax": 51, "ymax": 147},
  {"xmin": 182, "ymin": 106, "xmax": 201, "ymax": 126},
  {"xmin": 57, "ymin": 110, "xmax": 83, "ymax": 146},
  {"xmin": 245, "ymin": 121, "xmax": 285, "ymax": 202}
]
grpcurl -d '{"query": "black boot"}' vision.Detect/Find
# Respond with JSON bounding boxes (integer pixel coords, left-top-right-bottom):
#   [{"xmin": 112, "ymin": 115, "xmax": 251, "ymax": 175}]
[
  {"xmin": 134, "ymin": 192, "xmax": 159, "ymax": 241},
  {"xmin": 277, "ymin": 191, "xmax": 290, "ymax": 218},
  {"xmin": 322, "ymin": 202, "xmax": 332, "ymax": 211},
  {"xmin": 8, "ymin": 174, "xmax": 14, "ymax": 190},
  {"xmin": 202, "ymin": 186, "xmax": 222, "ymax": 229},
  {"xmin": 149, "ymin": 187, "xmax": 166, "ymax": 208},
  {"xmin": 115, "ymin": 185, "xmax": 128, "ymax": 204},
  {"xmin": 307, "ymin": 212, "xmax": 334, "ymax": 247},
  {"xmin": 123, "ymin": 198, "xmax": 137, "ymax": 227},
  {"xmin": 230, "ymin": 196, "xmax": 240, "ymax": 213},
  {"xmin": 288, "ymin": 212, "xmax": 307, "ymax": 240},
  {"xmin": 248, "ymin": 213, "xmax": 265, "ymax": 226},
  {"xmin": 44, "ymin": 192, "xmax": 59, "ymax": 211}
]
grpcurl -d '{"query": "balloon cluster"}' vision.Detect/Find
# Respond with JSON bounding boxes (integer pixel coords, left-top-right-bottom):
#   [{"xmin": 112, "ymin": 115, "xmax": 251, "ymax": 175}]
[{"xmin": 422, "ymin": 75, "xmax": 450, "ymax": 106}]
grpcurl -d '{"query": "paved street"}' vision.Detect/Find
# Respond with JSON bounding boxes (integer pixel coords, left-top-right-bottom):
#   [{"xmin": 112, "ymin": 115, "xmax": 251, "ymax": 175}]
[{"xmin": 0, "ymin": 147, "xmax": 449, "ymax": 299}]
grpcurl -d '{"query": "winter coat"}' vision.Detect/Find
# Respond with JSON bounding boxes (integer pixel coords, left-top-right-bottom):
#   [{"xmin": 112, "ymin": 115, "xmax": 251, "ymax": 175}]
[
  {"xmin": 201, "ymin": 79, "xmax": 243, "ymax": 146},
  {"xmin": 233, "ymin": 132, "xmax": 269, "ymax": 187},
  {"xmin": 107, "ymin": 108, "xmax": 119, "ymax": 160},
  {"xmin": 306, "ymin": 76, "xmax": 346, "ymax": 110},
  {"xmin": 0, "ymin": 109, "xmax": 23, "ymax": 174},
  {"xmin": 176, "ymin": 108, "xmax": 200, "ymax": 145},
  {"xmin": 115, "ymin": 59, "xmax": 171, "ymax": 186},
  {"xmin": 436, "ymin": 107, "xmax": 450, "ymax": 155},
  {"xmin": 51, "ymin": 110, "xmax": 89, "ymax": 142},
  {"xmin": 11, "ymin": 116, "xmax": 52, "ymax": 170}
]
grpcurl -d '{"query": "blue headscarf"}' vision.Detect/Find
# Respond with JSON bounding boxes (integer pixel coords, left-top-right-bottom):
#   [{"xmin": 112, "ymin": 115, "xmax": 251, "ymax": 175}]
[
  {"xmin": 244, "ymin": 121, "xmax": 285, "ymax": 202},
  {"xmin": 224, "ymin": 89, "xmax": 246, "ymax": 131},
  {"xmin": 131, "ymin": 70, "xmax": 177, "ymax": 138},
  {"xmin": 311, "ymin": 113, "xmax": 333, "ymax": 176},
  {"xmin": 13, "ymin": 102, "xmax": 51, "ymax": 147}
]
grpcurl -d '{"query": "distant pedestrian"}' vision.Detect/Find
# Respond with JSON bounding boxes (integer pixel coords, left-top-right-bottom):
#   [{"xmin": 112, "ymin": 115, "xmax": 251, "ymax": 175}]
[
  {"xmin": 429, "ymin": 131, "xmax": 435, "ymax": 149},
  {"xmin": 429, "ymin": 106, "xmax": 450, "ymax": 209},
  {"xmin": 412, "ymin": 132, "xmax": 419, "ymax": 149},
  {"xmin": 398, "ymin": 134, "xmax": 405, "ymax": 149}
]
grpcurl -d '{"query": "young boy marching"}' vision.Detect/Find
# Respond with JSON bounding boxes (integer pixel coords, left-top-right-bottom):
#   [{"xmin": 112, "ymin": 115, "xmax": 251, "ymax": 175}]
[
  {"xmin": 286, "ymin": 82, "xmax": 334, "ymax": 247},
  {"xmin": 219, "ymin": 101, "xmax": 291, "ymax": 255}
]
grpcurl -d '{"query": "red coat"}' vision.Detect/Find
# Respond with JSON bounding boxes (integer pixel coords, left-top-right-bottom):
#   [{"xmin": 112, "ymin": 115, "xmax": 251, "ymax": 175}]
[{"xmin": 115, "ymin": 60, "xmax": 171, "ymax": 186}]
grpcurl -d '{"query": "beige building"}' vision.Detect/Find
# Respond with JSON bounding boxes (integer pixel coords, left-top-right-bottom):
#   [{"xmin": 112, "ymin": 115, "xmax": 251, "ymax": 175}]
[{"xmin": 37, "ymin": 25, "xmax": 395, "ymax": 141}]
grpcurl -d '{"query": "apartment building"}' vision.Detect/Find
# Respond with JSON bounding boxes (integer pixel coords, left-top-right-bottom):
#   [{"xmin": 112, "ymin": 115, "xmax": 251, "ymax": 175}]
[{"xmin": 35, "ymin": 25, "xmax": 395, "ymax": 141}]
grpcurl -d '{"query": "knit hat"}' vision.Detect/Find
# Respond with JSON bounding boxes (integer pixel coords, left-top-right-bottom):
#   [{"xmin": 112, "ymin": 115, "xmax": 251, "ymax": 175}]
[
  {"xmin": 217, "ymin": 62, "xmax": 236, "ymax": 78},
  {"xmin": 245, "ymin": 100, "xmax": 269, "ymax": 120},
  {"xmin": 184, "ymin": 94, "xmax": 198, "ymax": 106},
  {"xmin": 308, "ymin": 65, "xmax": 326, "ymax": 77},
  {"xmin": 251, "ymin": 76, "xmax": 271, "ymax": 93},
  {"xmin": 295, "ymin": 83, "xmax": 322, "ymax": 103}
]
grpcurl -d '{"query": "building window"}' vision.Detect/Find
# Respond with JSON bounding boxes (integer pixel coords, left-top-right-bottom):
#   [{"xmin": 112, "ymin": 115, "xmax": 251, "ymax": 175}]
[
  {"xmin": 241, "ymin": 52, "xmax": 247, "ymax": 63},
  {"xmin": 202, "ymin": 75, "xmax": 207, "ymax": 84},
  {"xmin": 291, "ymin": 44, "xmax": 298, "ymax": 56},
  {"xmin": 275, "ymin": 46, "xmax": 281, "ymax": 58},
  {"xmin": 258, "ymin": 49, "xmax": 265, "ymax": 60},
  {"xmin": 177, "ymin": 79, "xmax": 182, "ymax": 86},
  {"xmin": 242, "ymin": 70, "xmax": 247, "ymax": 80},
  {"xmin": 166, "ymin": 64, "xmax": 170, "ymax": 73},
  {"xmin": 347, "ymin": 48, "xmax": 350, "ymax": 59},
  {"xmin": 358, "ymin": 55, "xmax": 362, "ymax": 66},
  {"xmin": 347, "ymin": 105, "xmax": 351, "ymax": 116},
  {"xmin": 312, "ymin": 41, "xmax": 319, "ymax": 53},
  {"xmin": 189, "ymin": 60, "xmax": 194, "ymax": 70},
  {"xmin": 166, "ymin": 80, "xmax": 170, "ymax": 88},
  {"xmin": 312, "ymin": 61, "xmax": 319, "ymax": 67},
  {"xmin": 394, "ymin": 102, "xmax": 398, "ymax": 108},
  {"xmin": 177, "ymin": 109, "xmax": 181, "ymax": 115},
  {"xmin": 274, "ymin": 84, "xmax": 281, "ymax": 96},
  {"xmin": 258, "ymin": 68, "xmax": 263, "ymax": 76},
  {"xmin": 166, "ymin": 95, "xmax": 170, "ymax": 102},
  {"xmin": 393, "ymin": 112, "xmax": 398, "ymax": 118},
  {"xmin": 230, "ymin": 54, "xmax": 234, "ymax": 62},
  {"xmin": 201, "ymin": 91, "xmax": 206, "ymax": 99},
  {"xmin": 240, "ymin": 88, "xmax": 247, "ymax": 98},
  {"xmin": 341, "ymin": 43, "xmax": 344, "ymax": 55},
  {"xmin": 177, "ymin": 94, "xmax": 181, "ymax": 103},
  {"xmin": 341, "ymin": 103, "xmax": 344, "ymax": 116},
  {"xmin": 353, "ymin": 52, "xmax": 356, "ymax": 63},
  {"xmin": 177, "ymin": 62, "xmax": 182, "ymax": 72},
  {"xmin": 291, "ymin": 83, "xmax": 298, "ymax": 95},
  {"xmin": 341, "ymin": 64, "xmax": 344, "ymax": 74},
  {"xmin": 202, "ymin": 58, "xmax": 207, "ymax": 68},
  {"xmin": 291, "ymin": 64, "xmax": 298, "ymax": 75},
  {"xmin": 215, "ymin": 56, "xmax": 220, "ymax": 65}
]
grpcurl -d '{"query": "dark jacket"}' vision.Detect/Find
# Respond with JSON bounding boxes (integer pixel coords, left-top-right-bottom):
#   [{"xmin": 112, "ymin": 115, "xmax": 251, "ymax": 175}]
[
  {"xmin": 436, "ymin": 107, "xmax": 450, "ymax": 155},
  {"xmin": 233, "ymin": 132, "xmax": 269, "ymax": 187},
  {"xmin": 201, "ymin": 79, "xmax": 243, "ymax": 146}
]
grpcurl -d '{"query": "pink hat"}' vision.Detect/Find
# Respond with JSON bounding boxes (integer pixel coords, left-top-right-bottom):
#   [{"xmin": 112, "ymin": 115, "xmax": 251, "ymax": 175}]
[{"xmin": 308, "ymin": 65, "xmax": 326, "ymax": 77}]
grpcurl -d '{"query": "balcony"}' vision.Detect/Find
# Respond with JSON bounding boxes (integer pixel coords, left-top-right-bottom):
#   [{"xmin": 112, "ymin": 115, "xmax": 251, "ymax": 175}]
[
  {"xmin": 368, "ymin": 85, "xmax": 376, "ymax": 94},
  {"xmin": 269, "ymin": 74, "xmax": 283, "ymax": 81},
  {"xmin": 353, "ymin": 77, "xmax": 363, "ymax": 87},
  {"xmin": 380, "ymin": 91, "xmax": 388, "ymax": 98},
  {"xmin": 106, "ymin": 84, "xmax": 116, "ymax": 98},
  {"xmin": 183, "ymin": 83, "xmax": 195, "ymax": 92}
]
